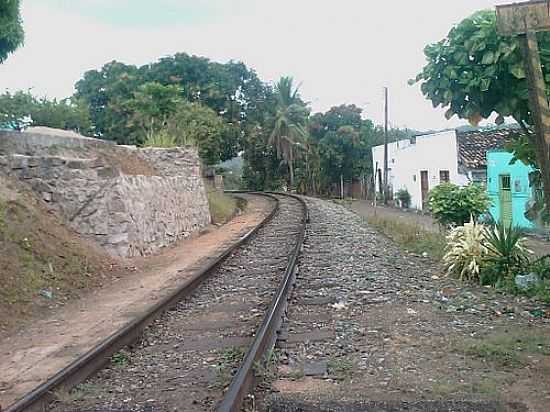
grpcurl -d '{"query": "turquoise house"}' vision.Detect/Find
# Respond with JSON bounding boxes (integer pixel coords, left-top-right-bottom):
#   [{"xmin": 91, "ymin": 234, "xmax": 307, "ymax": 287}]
[{"xmin": 486, "ymin": 150, "xmax": 535, "ymax": 228}]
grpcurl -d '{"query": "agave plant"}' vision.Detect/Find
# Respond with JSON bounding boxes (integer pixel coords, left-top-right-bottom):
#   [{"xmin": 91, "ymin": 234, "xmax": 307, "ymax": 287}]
[
  {"xmin": 483, "ymin": 223, "xmax": 532, "ymax": 281},
  {"xmin": 443, "ymin": 220, "xmax": 488, "ymax": 282}
]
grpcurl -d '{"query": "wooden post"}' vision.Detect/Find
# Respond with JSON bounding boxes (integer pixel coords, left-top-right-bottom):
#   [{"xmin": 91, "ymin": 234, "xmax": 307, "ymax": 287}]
[
  {"xmin": 497, "ymin": 1, "xmax": 550, "ymax": 219},
  {"xmin": 383, "ymin": 87, "xmax": 389, "ymax": 205}
]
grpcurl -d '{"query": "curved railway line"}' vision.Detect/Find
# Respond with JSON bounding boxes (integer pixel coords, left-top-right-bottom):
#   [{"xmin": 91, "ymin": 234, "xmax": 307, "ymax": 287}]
[{"xmin": 5, "ymin": 193, "xmax": 307, "ymax": 412}]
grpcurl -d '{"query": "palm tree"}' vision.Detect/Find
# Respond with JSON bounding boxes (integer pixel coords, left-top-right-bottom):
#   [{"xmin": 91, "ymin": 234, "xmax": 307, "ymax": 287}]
[{"xmin": 269, "ymin": 76, "xmax": 308, "ymax": 189}]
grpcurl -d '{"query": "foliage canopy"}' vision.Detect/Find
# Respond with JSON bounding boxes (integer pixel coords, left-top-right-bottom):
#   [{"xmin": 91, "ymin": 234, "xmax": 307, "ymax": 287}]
[{"xmin": 0, "ymin": 0, "xmax": 24, "ymax": 63}]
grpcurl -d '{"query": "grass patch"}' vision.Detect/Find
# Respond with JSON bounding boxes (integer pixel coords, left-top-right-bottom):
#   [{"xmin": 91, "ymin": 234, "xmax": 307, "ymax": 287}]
[
  {"xmin": 207, "ymin": 190, "xmax": 238, "ymax": 225},
  {"xmin": 214, "ymin": 346, "xmax": 246, "ymax": 388},
  {"xmin": 327, "ymin": 357, "xmax": 355, "ymax": 380},
  {"xmin": 456, "ymin": 328, "xmax": 550, "ymax": 369},
  {"xmin": 366, "ymin": 214, "xmax": 446, "ymax": 260},
  {"xmin": 431, "ymin": 378, "xmax": 500, "ymax": 398}
]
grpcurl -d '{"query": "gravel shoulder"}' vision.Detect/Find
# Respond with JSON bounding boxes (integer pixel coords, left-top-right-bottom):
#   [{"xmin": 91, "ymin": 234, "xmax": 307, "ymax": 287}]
[
  {"xmin": 0, "ymin": 194, "xmax": 273, "ymax": 409},
  {"xmin": 262, "ymin": 197, "xmax": 550, "ymax": 412}
]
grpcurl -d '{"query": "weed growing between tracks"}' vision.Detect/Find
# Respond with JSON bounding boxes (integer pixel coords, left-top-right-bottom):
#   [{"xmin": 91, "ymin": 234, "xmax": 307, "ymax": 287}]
[{"xmin": 214, "ymin": 346, "xmax": 246, "ymax": 388}]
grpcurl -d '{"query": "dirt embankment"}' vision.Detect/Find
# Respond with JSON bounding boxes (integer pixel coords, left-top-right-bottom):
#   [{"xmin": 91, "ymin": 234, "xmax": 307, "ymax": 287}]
[{"xmin": 0, "ymin": 173, "xmax": 125, "ymax": 334}]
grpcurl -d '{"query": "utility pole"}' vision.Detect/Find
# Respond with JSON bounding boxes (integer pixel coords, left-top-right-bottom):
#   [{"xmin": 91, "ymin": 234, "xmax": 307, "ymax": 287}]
[
  {"xmin": 497, "ymin": 1, "xmax": 550, "ymax": 222},
  {"xmin": 383, "ymin": 87, "xmax": 389, "ymax": 205}
]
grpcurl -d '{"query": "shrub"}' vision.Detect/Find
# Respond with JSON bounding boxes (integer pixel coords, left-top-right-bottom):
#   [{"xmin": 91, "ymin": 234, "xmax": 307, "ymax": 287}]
[
  {"xmin": 429, "ymin": 183, "xmax": 490, "ymax": 227},
  {"xmin": 395, "ymin": 189, "xmax": 411, "ymax": 208},
  {"xmin": 443, "ymin": 220, "xmax": 488, "ymax": 281}
]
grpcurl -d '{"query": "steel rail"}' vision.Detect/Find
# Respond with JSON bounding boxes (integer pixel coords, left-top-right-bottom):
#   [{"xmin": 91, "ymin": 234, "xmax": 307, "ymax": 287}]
[
  {"xmin": 5, "ymin": 192, "xmax": 279, "ymax": 412},
  {"xmin": 216, "ymin": 193, "xmax": 308, "ymax": 412}
]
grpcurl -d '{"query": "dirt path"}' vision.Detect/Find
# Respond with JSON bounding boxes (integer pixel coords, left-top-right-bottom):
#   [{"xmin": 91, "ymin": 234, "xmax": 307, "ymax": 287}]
[
  {"xmin": 350, "ymin": 201, "xmax": 550, "ymax": 257},
  {"xmin": 0, "ymin": 194, "xmax": 273, "ymax": 409},
  {"xmin": 261, "ymin": 198, "xmax": 550, "ymax": 412}
]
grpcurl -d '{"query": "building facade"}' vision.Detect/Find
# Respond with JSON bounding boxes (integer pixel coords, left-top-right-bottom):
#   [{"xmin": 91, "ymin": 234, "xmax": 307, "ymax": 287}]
[
  {"xmin": 487, "ymin": 150, "xmax": 535, "ymax": 228},
  {"xmin": 372, "ymin": 129, "xmax": 516, "ymax": 210}
]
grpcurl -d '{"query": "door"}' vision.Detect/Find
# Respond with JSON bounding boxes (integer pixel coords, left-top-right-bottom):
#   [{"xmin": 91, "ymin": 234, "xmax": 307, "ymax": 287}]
[
  {"xmin": 420, "ymin": 170, "xmax": 429, "ymax": 209},
  {"xmin": 499, "ymin": 174, "xmax": 512, "ymax": 227}
]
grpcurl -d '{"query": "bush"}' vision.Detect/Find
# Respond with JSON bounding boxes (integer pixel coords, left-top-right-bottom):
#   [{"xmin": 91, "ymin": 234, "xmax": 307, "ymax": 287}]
[
  {"xmin": 429, "ymin": 183, "xmax": 490, "ymax": 227},
  {"xmin": 395, "ymin": 189, "xmax": 411, "ymax": 208},
  {"xmin": 443, "ymin": 220, "xmax": 488, "ymax": 282}
]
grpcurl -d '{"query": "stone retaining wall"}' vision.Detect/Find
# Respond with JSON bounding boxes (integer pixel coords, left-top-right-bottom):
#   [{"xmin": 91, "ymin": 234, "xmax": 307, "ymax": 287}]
[{"xmin": 0, "ymin": 132, "xmax": 211, "ymax": 257}]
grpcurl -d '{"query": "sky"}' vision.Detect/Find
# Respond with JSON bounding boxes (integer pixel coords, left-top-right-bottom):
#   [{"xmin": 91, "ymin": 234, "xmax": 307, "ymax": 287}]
[{"xmin": 0, "ymin": 0, "xmax": 514, "ymax": 131}]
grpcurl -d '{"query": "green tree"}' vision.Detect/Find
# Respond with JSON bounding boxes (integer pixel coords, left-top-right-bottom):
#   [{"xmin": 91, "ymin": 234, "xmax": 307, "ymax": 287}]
[
  {"xmin": 0, "ymin": 90, "xmax": 33, "ymax": 128},
  {"xmin": 166, "ymin": 101, "xmax": 229, "ymax": 165},
  {"xmin": 123, "ymin": 82, "xmax": 182, "ymax": 142},
  {"xmin": 0, "ymin": 0, "xmax": 24, "ymax": 63},
  {"xmin": 309, "ymin": 104, "xmax": 377, "ymax": 194},
  {"xmin": 0, "ymin": 91, "xmax": 92, "ymax": 134},
  {"xmin": 269, "ymin": 76, "xmax": 309, "ymax": 188},
  {"xmin": 413, "ymin": 9, "xmax": 550, "ymax": 222}
]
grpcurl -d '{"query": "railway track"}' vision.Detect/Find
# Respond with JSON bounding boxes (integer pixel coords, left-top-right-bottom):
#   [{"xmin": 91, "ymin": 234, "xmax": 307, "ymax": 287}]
[{"xmin": 5, "ymin": 193, "xmax": 307, "ymax": 412}]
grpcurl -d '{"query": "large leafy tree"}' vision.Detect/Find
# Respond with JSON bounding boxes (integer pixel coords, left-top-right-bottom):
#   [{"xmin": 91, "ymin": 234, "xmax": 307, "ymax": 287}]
[
  {"xmin": 122, "ymin": 82, "xmax": 182, "ymax": 143},
  {"xmin": 309, "ymin": 104, "xmax": 377, "ymax": 193},
  {"xmin": 269, "ymin": 76, "xmax": 309, "ymax": 188},
  {"xmin": 413, "ymin": 9, "xmax": 550, "ymax": 222},
  {"xmin": 165, "ymin": 101, "xmax": 229, "ymax": 165},
  {"xmin": 0, "ymin": 0, "xmax": 24, "ymax": 63}
]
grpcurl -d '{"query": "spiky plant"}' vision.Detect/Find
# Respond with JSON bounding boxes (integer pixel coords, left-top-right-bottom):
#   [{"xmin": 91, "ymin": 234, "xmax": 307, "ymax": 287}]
[
  {"xmin": 483, "ymin": 223, "xmax": 532, "ymax": 282},
  {"xmin": 443, "ymin": 220, "xmax": 488, "ymax": 282}
]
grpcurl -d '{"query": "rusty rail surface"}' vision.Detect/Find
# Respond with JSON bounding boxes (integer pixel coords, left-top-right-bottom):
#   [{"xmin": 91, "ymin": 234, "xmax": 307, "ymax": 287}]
[
  {"xmin": 216, "ymin": 193, "xmax": 308, "ymax": 412},
  {"xmin": 5, "ymin": 192, "xmax": 280, "ymax": 412}
]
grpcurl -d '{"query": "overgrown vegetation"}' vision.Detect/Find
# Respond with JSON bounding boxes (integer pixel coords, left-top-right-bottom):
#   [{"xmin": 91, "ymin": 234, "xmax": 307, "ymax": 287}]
[
  {"xmin": 366, "ymin": 215, "xmax": 446, "ymax": 260},
  {"xmin": 214, "ymin": 346, "xmax": 245, "ymax": 388},
  {"xmin": 207, "ymin": 190, "xmax": 238, "ymax": 225},
  {"xmin": 429, "ymin": 183, "xmax": 491, "ymax": 227}
]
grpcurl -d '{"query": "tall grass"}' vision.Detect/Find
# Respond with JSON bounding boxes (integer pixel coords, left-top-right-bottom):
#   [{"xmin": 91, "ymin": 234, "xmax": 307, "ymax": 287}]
[
  {"xmin": 143, "ymin": 130, "xmax": 177, "ymax": 148},
  {"xmin": 367, "ymin": 214, "xmax": 446, "ymax": 260},
  {"xmin": 207, "ymin": 190, "xmax": 237, "ymax": 225}
]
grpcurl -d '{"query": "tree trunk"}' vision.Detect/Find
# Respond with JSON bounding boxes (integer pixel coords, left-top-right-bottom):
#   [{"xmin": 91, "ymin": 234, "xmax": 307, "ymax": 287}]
[
  {"xmin": 542, "ymin": 142, "xmax": 550, "ymax": 223},
  {"xmin": 288, "ymin": 146, "xmax": 294, "ymax": 190}
]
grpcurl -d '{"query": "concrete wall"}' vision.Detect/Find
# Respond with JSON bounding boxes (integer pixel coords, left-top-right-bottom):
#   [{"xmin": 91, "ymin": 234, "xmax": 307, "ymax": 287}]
[
  {"xmin": 487, "ymin": 151, "xmax": 535, "ymax": 229},
  {"xmin": 372, "ymin": 131, "xmax": 469, "ymax": 210},
  {"xmin": 0, "ymin": 131, "xmax": 211, "ymax": 257}
]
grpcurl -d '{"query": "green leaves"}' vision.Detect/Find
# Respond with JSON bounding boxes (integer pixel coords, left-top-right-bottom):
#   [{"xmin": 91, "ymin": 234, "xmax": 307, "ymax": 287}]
[
  {"xmin": 429, "ymin": 183, "xmax": 491, "ymax": 227},
  {"xmin": 0, "ymin": 0, "xmax": 24, "ymax": 63},
  {"xmin": 510, "ymin": 65, "xmax": 526, "ymax": 79},
  {"xmin": 412, "ymin": 9, "xmax": 550, "ymax": 128}
]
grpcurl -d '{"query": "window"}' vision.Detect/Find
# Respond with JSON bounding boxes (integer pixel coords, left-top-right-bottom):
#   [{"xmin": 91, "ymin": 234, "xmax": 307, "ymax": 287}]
[
  {"xmin": 439, "ymin": 170, "xmax": 450, "ymax": 183},
  {"xmin": 410, "ymin": 136, "xmax": 417, "ymax": 145}
]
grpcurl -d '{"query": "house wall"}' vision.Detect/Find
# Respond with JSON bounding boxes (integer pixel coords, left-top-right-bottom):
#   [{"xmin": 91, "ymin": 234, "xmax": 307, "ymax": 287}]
[
  {"xmin": 372, "ymin": 131, "xmax": 469, "ymax": 210},
  {"xmin": 486, "ymin": 151, "xmax": 534, "ymax": 228}
]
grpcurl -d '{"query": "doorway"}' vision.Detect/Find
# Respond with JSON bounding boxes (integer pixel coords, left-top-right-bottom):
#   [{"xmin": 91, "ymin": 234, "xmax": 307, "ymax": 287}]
[
  {"xmin": 420, "ymin": 170, "xmax": 429, "ymax": 209},
  {"xmin": 499, "ymin": 174, "xmax": 512, "ymax": 227}
]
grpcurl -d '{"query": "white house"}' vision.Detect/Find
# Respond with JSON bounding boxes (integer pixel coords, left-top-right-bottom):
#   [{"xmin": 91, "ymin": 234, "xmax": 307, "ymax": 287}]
[{"xmin": 372, "ymin": 129, "xmax": 515, "ymax": 210}]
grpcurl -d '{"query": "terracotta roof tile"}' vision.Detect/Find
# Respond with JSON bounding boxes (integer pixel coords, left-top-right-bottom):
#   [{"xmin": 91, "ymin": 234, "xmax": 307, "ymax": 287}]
[{"xmin": 456, "ymin": 129, "xmax": 519, "ymax": 169}]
